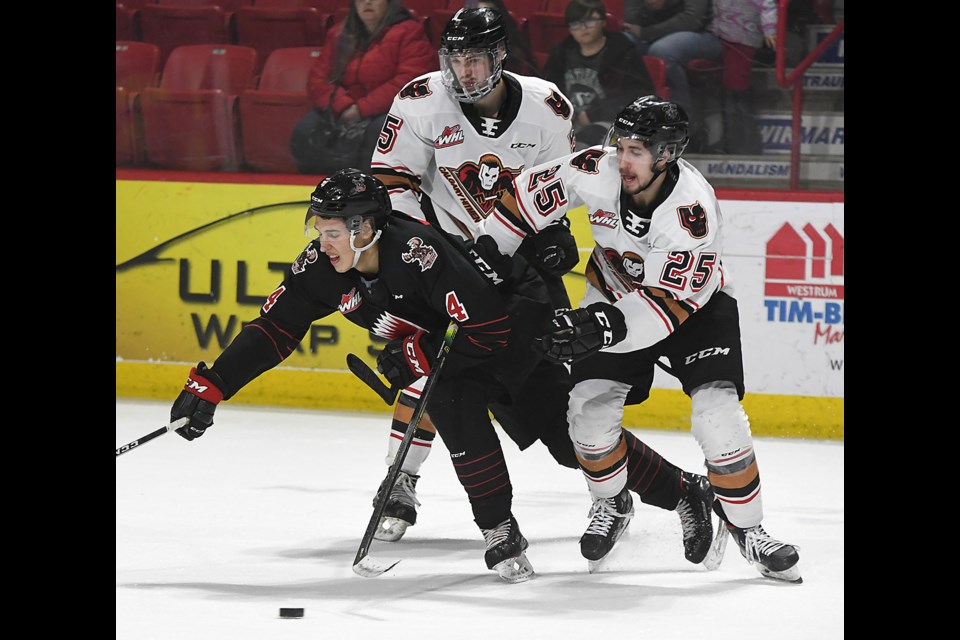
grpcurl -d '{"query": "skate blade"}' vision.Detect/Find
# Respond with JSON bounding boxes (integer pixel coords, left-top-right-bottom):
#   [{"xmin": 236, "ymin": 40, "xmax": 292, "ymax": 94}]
[
  {"xmin": 702, "ymin": 520, "xmax": 729, "ymax": 571},
  {"xmin": 583, "ymin": 519, "xmax": 631, "ymax": 574},
  {"xmin": 373, "ymin": 517, "xmax": 410, "ymax": 542},
  {"xmin": 587, "ymin": 556, "xmax": 609, "ymax": 574},
  {"xmin": 492, "ymin": 553, "xmax": 535, "ymax": 583},
  {"xmin": 758, "ymin": 563, "xmax": 803, "ymax": 584},
  {"xmin": 352, "ymin": 555, "xmax": 401, "ymax": 578}
]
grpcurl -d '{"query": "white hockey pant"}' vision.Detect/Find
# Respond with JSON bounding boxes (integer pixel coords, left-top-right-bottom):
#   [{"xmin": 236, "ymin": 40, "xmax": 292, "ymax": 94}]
[
  {"xmin": 568, "ymin": 379, "xmax": 632, "ymax": 499},
  {"xmin": 690, "ymin": 382, "xmax": 762, "ymax": 528}
]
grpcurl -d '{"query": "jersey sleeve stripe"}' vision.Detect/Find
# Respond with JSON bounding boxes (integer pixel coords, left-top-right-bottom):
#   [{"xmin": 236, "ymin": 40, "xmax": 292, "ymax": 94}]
[{"xmin": 492, "ymin": 207, "xmax": 528, "ymax": 239}]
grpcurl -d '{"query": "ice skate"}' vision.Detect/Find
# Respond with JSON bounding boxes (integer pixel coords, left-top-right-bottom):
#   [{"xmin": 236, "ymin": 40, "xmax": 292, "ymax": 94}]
[
  {"xmin": 481, "ymin": 516, "xmax": 535, "ymax": 583},
  {"xmin": 704, "ymin": 507, "xmax": 802, "ymax": 583},
  {"xmin": 676, "ymin": 472, "xmax": 714, "ymax": 564},
  {"xmin": 580, "ymin": 487, "xmax": 634, "ymax": 573},
  {"xmin": 373, "ymin": 471, "xmax": 420, "ymax": 542}
]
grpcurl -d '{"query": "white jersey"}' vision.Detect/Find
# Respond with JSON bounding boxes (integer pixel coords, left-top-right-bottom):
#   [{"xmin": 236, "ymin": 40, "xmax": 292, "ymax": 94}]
[
  {"xmin": 371, "ymin": 71, "xmax": 575, "ymax": 240},
  {"xmin": 487, "ymin": 147, "xmax": 734, "ymax": 353}
]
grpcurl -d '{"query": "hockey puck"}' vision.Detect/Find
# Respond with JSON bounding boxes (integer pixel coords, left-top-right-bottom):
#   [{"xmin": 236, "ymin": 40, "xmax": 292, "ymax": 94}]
[{"xmin": 279, "ymin": 608, "xmax": 304, "ymax": 618}]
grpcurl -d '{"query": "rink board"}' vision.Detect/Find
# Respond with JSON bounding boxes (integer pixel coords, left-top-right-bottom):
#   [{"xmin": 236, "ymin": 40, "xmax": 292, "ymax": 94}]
[{"xmin": 116, "ymin": 172, "xmax": 843, "ymax": 440}]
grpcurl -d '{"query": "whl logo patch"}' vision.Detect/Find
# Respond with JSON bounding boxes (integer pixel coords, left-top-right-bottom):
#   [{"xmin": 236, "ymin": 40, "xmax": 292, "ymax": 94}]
[
  {"xmin": 338, "ymin": 287, "xmax": 362, "ymax": 314},
  {"xmin": 434, "ymin": 125, "xmax": 465, "ymax": 148},
  {"xmin": 588, "ymin": 209, "xmax": 618, "ymax": 229}
]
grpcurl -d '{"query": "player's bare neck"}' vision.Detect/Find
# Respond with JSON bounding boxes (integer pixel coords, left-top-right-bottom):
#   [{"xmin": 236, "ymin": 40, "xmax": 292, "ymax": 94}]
[
  {"xmin": 474, "ymin": 83, "xmax": 506, "ymax": 118},
  {"xmin": 355, "ymin": 244, "xmax": 380, "ymax": 275}
]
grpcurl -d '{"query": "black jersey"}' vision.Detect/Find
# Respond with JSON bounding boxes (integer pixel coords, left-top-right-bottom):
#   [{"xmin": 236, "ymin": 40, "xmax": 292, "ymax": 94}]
[{"xmin": 210, "ymin": 216, "xmax": 551, "ymax": 400}]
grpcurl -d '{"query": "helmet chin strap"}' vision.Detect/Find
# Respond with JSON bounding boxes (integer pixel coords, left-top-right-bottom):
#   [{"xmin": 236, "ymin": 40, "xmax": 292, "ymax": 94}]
[
  {"xmin": 634, "ymin": 149, "xmax": 674, "ymax": 193},
  {"xmin": 349, "ymin": 229, "xmax": 382, "ymax": 269}
]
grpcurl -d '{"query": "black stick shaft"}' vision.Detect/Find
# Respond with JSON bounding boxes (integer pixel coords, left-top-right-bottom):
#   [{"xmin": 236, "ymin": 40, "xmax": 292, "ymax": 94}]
[
  {"xmin": 353, "ymin": 322, "xmax": 459, "ymax": 567},
  {"xmin": 346, "ymin": 354, "xmax": 399, "ymax": 405},
  {"xmin": 115, "ymin": 418, "xmax": 187, "ymax": 457}
]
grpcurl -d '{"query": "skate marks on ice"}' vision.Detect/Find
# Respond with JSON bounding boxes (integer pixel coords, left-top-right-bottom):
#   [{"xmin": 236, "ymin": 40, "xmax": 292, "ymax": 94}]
[{"xmin": 117, "ymin": 400, "xmax": 844, "ymax": 639}]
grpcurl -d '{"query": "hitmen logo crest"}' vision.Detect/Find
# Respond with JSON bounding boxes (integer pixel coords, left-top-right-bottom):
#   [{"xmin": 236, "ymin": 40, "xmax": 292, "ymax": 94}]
[
  {"xmin": 292, "ymin": 243, "xmax": 319, "ymax": 274},
  {"xmin": 402, "ymin": 237, "xmax": 438, "ymax": 272},
  {"xmin": 603, "ymin": 248, "xmax": 646, "ymax": 289},
  {"xmin": 438, "ymin": 154, "xmax": 521, "ymax": 222}
]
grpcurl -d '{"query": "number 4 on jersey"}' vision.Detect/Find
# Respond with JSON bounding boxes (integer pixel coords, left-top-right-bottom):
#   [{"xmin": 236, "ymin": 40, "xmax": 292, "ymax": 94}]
[{"xmin": 446, "ymin": 291, "xmax": 470, "ymax": 322}]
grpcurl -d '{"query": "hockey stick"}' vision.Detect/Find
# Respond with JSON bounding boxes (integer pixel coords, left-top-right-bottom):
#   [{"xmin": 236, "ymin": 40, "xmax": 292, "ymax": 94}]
[
  {"xmin": 346, "ymin": 353, "xmax": 399, "ymax": 405},
  {"xmin": 352, "ymin": 321, "xmax": 459, "ymax": 578},
  {"xmin": 115, "ymin": 418, "xmax": 188, "ymax": 457}
]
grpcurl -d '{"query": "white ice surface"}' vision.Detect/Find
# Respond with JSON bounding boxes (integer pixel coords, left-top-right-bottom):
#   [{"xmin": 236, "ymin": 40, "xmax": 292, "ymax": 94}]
[{"xmin": 116, "ymin": 398, "xmax": 844, "ymax": 639}]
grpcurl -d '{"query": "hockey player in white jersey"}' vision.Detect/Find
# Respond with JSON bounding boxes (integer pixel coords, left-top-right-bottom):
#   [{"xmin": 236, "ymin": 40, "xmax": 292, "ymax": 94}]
[
  {"xmin": 366, "ymin": 5, "xmax": 580, "ymax": 543},
  {"xmin": 484, "ymin": 95, "xmax": 802, "ymax": 583}
]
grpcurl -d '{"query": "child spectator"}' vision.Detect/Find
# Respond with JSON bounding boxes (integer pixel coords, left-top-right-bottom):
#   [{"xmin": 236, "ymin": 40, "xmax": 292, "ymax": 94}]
[{"xmin": 544, "ymin": 0, "xmax": 655, "ymax": 149}]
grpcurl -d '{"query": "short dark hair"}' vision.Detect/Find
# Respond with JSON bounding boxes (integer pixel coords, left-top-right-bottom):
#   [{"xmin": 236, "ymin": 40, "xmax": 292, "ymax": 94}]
[{"xmin": 565, "ymin": 0, "xmax": 606, "ymax": 25}]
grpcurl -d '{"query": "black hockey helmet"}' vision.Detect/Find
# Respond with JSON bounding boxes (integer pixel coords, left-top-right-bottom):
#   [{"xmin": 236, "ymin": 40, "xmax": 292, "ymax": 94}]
[
  {"xmin": 440, "ymin": 7, "xmax": 508, "ymax": 52},
  {"xmin": 438, "ymin": 7, "xmax": 508, "ymax": 103},
  {"xmin": 605, "ymin": 95, "xmax": 690, "ymax": 163},
  {"xmin": 304, "ymin": 168, "xmax": 392, "ymax": 237}
]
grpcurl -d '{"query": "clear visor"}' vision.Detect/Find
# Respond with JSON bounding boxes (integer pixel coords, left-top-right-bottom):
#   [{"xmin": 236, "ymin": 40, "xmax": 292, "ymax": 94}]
[
  {"xmin": 304, "ymin": 211, "xmax": 320, "ymax": 239},
  {"xmin": 303, "ymin": 210, "xmax": 363, "ymax": 239},
  {"xmin": 603, "ymin": 126, "xmax": 648, "ymax": 149},
  {"xmin": 438, "ymin": 46, "xmax": 503, "ymax": 103}
]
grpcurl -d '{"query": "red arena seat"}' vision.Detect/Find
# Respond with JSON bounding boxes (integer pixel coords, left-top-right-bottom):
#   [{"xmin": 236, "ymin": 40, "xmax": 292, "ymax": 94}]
[{"xmin": 139, "ymin": 44, "xmax": 258, "ymax": 171}]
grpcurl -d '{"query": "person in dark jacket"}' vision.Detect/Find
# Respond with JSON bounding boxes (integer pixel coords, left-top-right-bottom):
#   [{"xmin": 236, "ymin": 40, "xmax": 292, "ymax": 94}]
[
  {"xmin": 290, "ymin": 0, "xmax": 436, "ymax": 174},
  {"xmin": 543, "ymin": 0, "xmax": 655, "ymax": 149}
]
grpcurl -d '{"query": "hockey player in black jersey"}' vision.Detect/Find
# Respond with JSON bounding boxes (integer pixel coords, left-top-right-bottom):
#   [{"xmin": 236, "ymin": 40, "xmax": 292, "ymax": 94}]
[
  {"xmin": 368, "ymin": 4, "xmax": 580, "ymax": 543},
  {"xmin": 169, "ymin": 169, "xmax": 714, "ymax": 580}
]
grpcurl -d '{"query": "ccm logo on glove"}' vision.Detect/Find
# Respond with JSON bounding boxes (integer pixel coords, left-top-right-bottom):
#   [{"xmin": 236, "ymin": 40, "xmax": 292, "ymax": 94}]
[
  {"xmin": 593, "ymin": 310, "xmax": 616, "ymax": 347},
  {"xmin": 405, "ymin": 336, "xmax": 429, "ymax": 376},
  {"xmin": 185, "ymin": 375, "xmax": 222, "ymax": 401},
  {"xmin": 170, "ymin": 362, "xmax": 226, "ymax": 441},
  {"xmin": 377, "ymin": 330, "xmax": 435, "ymax": 390}
]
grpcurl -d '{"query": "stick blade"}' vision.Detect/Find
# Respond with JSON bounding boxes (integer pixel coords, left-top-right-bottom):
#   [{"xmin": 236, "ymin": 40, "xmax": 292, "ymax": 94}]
[
  {"xmin": 346, "ymin": 353, "xmax": 398, "ymax": 405},
  {"xmin": 352, "ymin": 555, "xmax": 401, "ymax": 578}
]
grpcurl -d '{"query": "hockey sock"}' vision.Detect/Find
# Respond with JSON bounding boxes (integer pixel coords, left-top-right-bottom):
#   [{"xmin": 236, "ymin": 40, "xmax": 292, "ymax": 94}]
[
  {"xmin": 622, "ymin": 428, "xmax": 684, "ymax": 511},
  {"xmin": 454, "ymin": 445, "xmax": 513, "ymax": 530},
  {"xmin": 574, "ymin": 433, "xmax": 629, "ymax": 499},
  {"xmin": 385, "ymin": 416, "xmax": 436, "ymax": 475}
]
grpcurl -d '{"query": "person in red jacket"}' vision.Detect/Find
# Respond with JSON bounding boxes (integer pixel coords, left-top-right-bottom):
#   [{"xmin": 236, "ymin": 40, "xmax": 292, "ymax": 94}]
[{"xmin": 291, "ymin": 0, "xmax": 436, "ymax": 174}]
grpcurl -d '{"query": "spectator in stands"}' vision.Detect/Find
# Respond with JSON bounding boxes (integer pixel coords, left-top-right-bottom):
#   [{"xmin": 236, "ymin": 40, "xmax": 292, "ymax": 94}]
[
  {"xmin": 708, "ymin": 0, "xmax": 778, "ymax": 154},
  {"xmin": 290, "ymin": 0, "xmax": 435, "ymax": 174},
  {"xmin": 622, "ymin": 0, "xmax": 721, "ymax": 149},
  {"xmin": 477, "ymin": 0, "xmax": 543, "ymax": 77},
  {"xmin": 543, "ymin": 0, "xmax": 654, "ymax": 149}
]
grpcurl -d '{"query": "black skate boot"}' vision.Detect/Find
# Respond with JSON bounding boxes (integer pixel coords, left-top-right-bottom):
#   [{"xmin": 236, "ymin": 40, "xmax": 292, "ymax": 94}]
[
  {"xmin": 703, "ymin": 501, "xmax": 802, "ymax": 583},
  {"xmin": 676, "ymin": 472, "xmax": 714, "ymax": 564},
  {"xmin": 373, "ymin": 471, "xmax": 420, "ymax": 542},
  {"xmin": 580, "ymin": 487, "xmax": 634, "ymax": 572},
  {"xmin": 481, "ymin": 516, "xmax": 535, "ymax": 583}
]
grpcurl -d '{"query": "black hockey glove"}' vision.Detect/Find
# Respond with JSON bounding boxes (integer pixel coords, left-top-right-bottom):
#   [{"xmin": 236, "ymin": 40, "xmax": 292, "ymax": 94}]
[
  {"xmin": 532, "ymin": 216, "xmax": 579, "ymax": 277},
  {"xmin": 536, "ymin": 303, "xmax": 628, "ymax": 364},
  {"xmin": 171, "ymin": 362, "xmax": 226, "ymax": 441},
  {"xmin": 467, "ymin": 234, "xmax": 514, "ymax": 286},
  {"xmin": 377, "ymin": 330, "xmax": 435, "ymax": 390}
]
